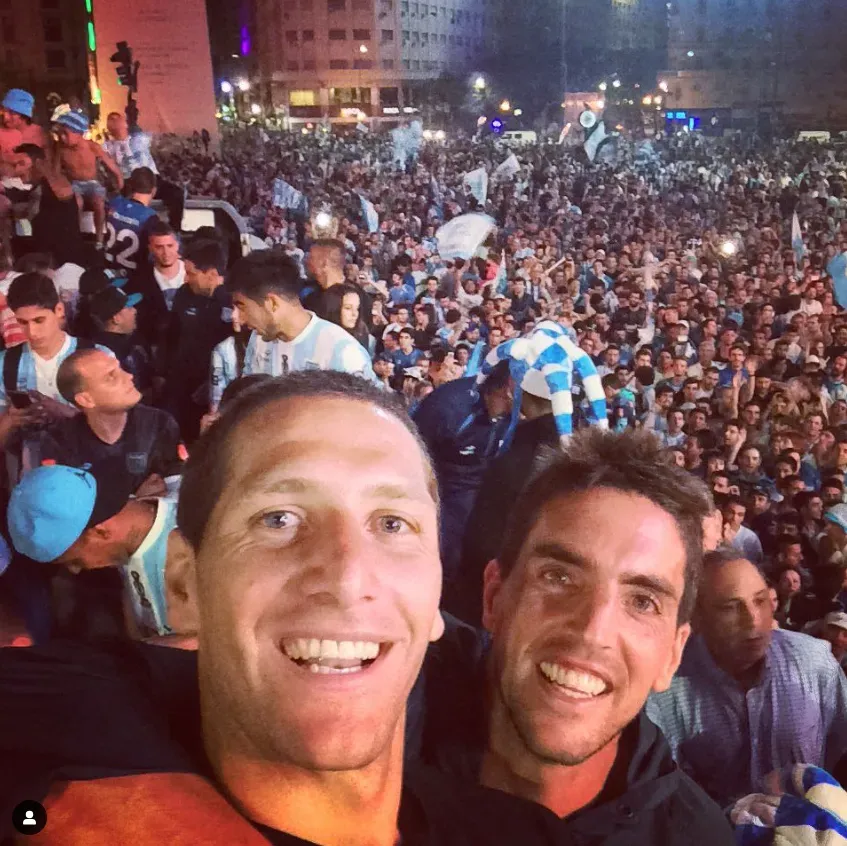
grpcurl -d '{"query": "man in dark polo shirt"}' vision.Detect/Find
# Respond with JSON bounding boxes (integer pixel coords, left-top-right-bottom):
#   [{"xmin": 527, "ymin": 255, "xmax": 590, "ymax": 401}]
[{"xmin": 39, "ymin": 347, "xmax": 181, "ymax": 496}]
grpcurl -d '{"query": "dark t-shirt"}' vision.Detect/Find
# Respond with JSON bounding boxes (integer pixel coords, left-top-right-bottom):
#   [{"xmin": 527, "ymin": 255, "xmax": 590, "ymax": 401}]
[
  {"xmin": 32, "ymin": 179, "xmax": 85, "ymax": 266},
  {"xmin": 38, "ymin": 404, "xmax": 182, "ymax": 493},
  {"xmin": 0, "ymin": 640, "xmax": 553, "ymax": 846}
]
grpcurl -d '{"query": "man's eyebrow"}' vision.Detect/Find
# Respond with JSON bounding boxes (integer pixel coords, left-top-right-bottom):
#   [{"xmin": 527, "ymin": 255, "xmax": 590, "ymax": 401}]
[
  {"xmin": 252, "ymin": 476, "xmax": 430, "ymax": 503},
  {"xmin": 621, "ymin": 573, "xmax": 679, "ymax": 601}
]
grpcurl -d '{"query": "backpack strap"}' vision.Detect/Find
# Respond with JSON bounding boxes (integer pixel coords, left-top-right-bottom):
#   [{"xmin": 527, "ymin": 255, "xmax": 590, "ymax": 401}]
[{"xmin": 3, "ymin": 343, "xmax": 24, "ymax": 397}]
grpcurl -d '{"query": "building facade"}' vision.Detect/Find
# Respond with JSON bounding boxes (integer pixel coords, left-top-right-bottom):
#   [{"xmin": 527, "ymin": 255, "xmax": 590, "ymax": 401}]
[
  {"xmin": 253, "ymin": 0, "xmax": 488, "ymax": 125},
  {"xmin": 662, "ymin": 0, "xmax": 847, "ymax": 129},
  {"xmin": 0, "ymin": 0, "xmax": 89, "ymax": 113}
]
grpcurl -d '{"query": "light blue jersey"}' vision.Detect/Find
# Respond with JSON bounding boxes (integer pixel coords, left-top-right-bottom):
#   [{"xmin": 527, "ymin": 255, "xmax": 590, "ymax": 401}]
[
  {"xmin": 210, "ymin": 335, "xmax": 241, "ymax": 411},
  {"xmin": 123, "ymin": 498, "xmax": 178, "ymax": 638},
  {"xmin": 243, "ymin": 312, "xmax": 378, "ymax": 384},
  {"xmin": 0, "ymin": 335, "xmax": 113, "ymax": 412}
]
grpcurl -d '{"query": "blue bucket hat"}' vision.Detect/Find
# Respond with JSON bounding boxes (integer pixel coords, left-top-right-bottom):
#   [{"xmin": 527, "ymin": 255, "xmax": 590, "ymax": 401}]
[
  {"xmin": 7, "ymin": 464, "xmax": 132, "ymax": 563},
  {"xmin": 54, "ymin": 109, "xmax": 90, "ymax": 135},
  {"xmin": 2, "ymin": 89, "xmax": 34, "ymax": 119}
]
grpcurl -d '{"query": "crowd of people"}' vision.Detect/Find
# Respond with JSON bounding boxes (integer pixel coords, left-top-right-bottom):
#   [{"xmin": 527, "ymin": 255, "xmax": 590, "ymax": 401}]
[{"xmin": 0, "ymin": 81, "xmax": 847, "ymax": 843}]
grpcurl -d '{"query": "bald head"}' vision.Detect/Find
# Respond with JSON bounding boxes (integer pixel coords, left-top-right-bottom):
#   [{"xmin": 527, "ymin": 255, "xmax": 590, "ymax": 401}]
[
  {"xmin": 696, "ymin": 550, "xmax": 772, "ymax": 681},
  {"xmin": 306, "ymin": 239, "xmax": 345, "ymax": 289}
]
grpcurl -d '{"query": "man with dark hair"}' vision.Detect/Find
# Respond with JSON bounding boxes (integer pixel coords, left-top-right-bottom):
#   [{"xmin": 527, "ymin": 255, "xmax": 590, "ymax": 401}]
[
  {"xmin": 0, "ymin": 273, "xmax": 111, "ymax": 449},
  {"xmin": 39, "ymin": 348, "xmax": 181, "ymax": 496},
  {"xmin": 164, "ymin": 238, "xmax": 233, "ymax": 442},
  {"xmin": 104, "ymin": 166, "xmax": 159, "ymax": 273},
  {"xmin": 0, "ymin": 372, "xmax": 549, "ymax": 845},
  {"xmin": 648, "ymin": 550, "xmax": 847, "ymax": 806},
  {"xmin": 420, "ymin": 429, "xmax": 731, "ymax": 844},
  {"xmin": 226, "ymin": 251, "xmax": 377, "ymax": 384},
  {"xmin": 12, "ymin": 142, "xmax": 83, "ymax": 265}
]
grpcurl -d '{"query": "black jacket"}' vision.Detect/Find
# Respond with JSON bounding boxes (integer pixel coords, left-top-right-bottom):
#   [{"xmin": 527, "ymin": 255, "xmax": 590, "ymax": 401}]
[
  {"xmin": 457, "ymin": 414, "xmax": 560, "ymax": 624},
  {"xmin": 416, "ymin": 618, "xmax": 734, "ymax": 846}
]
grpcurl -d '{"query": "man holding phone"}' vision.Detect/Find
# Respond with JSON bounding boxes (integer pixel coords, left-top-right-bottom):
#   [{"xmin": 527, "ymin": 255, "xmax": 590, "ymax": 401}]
[{"xmin": 0, "ymin": 272, "xmax": 111, "ymax": 457}]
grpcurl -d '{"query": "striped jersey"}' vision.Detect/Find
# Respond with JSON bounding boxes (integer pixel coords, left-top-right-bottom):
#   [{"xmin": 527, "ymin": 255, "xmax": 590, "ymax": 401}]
[
  {"xmin": 243, "ymin": 312, "xmax": 378, "ymax": 384},
  {"xmin": 209, "ymin": 335, "xmax": 240, "ymax": 411},
  {"xmin": 123, "ymin": 498, "xmax": 177, "ymax": 638}
]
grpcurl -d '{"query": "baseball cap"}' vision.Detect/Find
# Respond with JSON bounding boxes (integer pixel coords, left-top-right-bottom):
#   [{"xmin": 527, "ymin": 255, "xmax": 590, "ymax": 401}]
[
  {"xmin": 79, "ymin": 268, "xmax": 128, "ymax": 297},
  {"xmin": 89, "ymin": 286, "xmax": 142, "ymax": 325},
  {"xmin": 7, "ymin": 464, "xmax": 132, "ymax": 563},
  {"xmin": 825, "ymin": 611, "xmax": 847, "ymax": 631},
  {"xmin": 403, "ymin": 366, "xmax": 424, "ymax": 381},
  {"xmin": 825, "ymin": 504, "xmax": 847, "ymax": 534},
  {"xmin": 2, "ymin": 88, "xmax": 34, "ymax": 119},
  {"xmin": 805, "ymin": 355, "xmax": 823, "ymax": 368},
  {"xmin": 54, "ymin": 109, "xmax": 90, "ymax": 135}
]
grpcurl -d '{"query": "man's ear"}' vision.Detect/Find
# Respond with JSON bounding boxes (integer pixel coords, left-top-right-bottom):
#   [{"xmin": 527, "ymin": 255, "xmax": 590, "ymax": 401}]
[
  {"xmin": 266, "ymin": 292, "xmax": 285, "ymax": 314},
  {"xmin": 74, "ymin": 390, "xmax": 95, "ymax": 411},
  {"xmin": 165, "ymin": 529, "xmax": 200, "ymax": 636},
  {"xmin": 652, "ymin": 622, "xmax": 690, "ymax": 693},
  {"xmin": 481, "ymin": 559, "xmax": 505, "ymax": 634}
]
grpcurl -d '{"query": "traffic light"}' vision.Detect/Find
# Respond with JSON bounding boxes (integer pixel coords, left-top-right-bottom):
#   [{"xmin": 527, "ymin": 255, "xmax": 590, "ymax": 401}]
[{"xmin": 110, "ymin": 41, "xmax": 138, "ymax": 89}]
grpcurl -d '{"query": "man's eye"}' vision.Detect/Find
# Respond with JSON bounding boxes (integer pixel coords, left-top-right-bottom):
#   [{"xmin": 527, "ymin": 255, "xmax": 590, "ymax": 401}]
[
  {"xmin": 631, "ymin": 594, "xmax": 660, "ymax": 615},
  {"xmin": 541, "ymin": 568, "xmax": 571, "ymax": 586},
  {"xmin": 260, "ymin": 511, "xmax": 301, "ymax": 531},
  {"xmin": 376, "ymin": 515, "xmax": 411, "ymax": 534}
]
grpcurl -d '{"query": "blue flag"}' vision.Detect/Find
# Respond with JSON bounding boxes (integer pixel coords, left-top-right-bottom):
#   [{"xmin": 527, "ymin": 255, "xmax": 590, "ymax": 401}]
[
  {"xmin": 463, "ymin": 167, "xmax": 488, "ymax": 205},
  {"xmin": 494, "ymin": 251, "xmax": 508, "ymax": 295},
  {"xmin": 792, "ymin": 211, "xmax": 806, "ymax": 265},
  {"xmin": 360, "ymin": 194, "xmax": 379, "ymax": 233},
  {"xmin": 272, "ymin": 178, "xmax": 305, "ymax": 211},
  {"xmin": 829, "ymin": 252, "xmax": 847, "ymax": 309}
]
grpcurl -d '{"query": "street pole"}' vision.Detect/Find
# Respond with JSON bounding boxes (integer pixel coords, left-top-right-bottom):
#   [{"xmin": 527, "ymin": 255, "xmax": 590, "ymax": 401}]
[{"xmin": 561, "ymin": 0, "xmax": 568, "ymax": 103}]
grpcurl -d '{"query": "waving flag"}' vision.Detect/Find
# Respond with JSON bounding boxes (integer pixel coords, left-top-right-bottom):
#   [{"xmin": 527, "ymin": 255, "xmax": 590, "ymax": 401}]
[
  {"xmin": 493, "ymin": 153, "xmax": 520, "ymax": 182},
  {"xmin": 360, "ymin": 194, "xmax": 379, "ymax": 233},
  {"xmin": 430, "ymin": 173, "xmax": 444, "ymax": 220},
  {"xmin": 584, "ymin": 121, "xmax": 609, "ymax": 163},
  {"xmin": 463, "ymin": 167, "xmax": 489, "ymax": 205},
  {"xmin": 829, "ymin": 251, "xmax": 847, "ymax": 309},
  {"xmin": 436, "ymin": 213, "xmax": 495, "ymax": 260},
  {"xmin": 792, "ymin": 211, "xmax": 806, "ymax": 265},
  {"xmin": 494, "ymin": 251, "xmax": 508, "ymax": 295},
  {"xmin": 272, "ymin": 179, "xmax": 305, "ymax": 211}
]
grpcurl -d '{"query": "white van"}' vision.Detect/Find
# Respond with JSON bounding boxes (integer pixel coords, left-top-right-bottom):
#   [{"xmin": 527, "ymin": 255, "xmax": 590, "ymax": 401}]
[
  {"xmin": 797, "ymin": 131, "xmax": 831, "ymax": 142},
  {"xmin": 502, "ymin": 130, "xmax": 537, "ymax": 145}
]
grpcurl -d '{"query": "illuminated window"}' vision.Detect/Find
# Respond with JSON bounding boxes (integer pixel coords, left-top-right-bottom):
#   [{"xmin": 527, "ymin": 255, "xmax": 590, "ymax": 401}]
[{"xmin": 289, "ymin": 89, "xmax": 317, "ymax": 106}]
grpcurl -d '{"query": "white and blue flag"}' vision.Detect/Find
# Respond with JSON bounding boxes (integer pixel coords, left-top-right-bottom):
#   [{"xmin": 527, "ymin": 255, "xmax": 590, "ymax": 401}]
[
  {"xmin": 463, "ymin": 166, "xmax": 488, "ymax": 205},
  {"xmin": 360, "ymin": 194, "xmax": 380, "ymax": 233},
  {"xmin": 828, "ymin": 251, "xmax": 847, "ymax": 309},
  {"xmin": 584, "ymin": 121, "xmax": 609, "ymax": 163},
  {"xmin": 436, "ymin": 213, "xmax": 495, "ymax": 260},
  {"xmin": 272, "ymin": 178, "xmax": 306, "ymax": 212},
  {"xmin": 792, "ymin": 211, "xmax": 806, "ymax": 265},
  {"xmin": 492, "ymin": 153, "xmax": 520, "ymax": 182}
]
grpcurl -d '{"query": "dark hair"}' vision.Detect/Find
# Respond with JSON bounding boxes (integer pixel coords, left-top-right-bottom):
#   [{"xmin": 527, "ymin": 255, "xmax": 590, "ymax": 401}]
[
  {"xmin": 398, "ymin": 327, "xmax": 414, "ymax": 339},
  {"xmin": 7, "ymin": 272, "xmax": 59, "ymax": 312},
  {"xmin": 183, "ymin": 239, "xmax": 226, "ymax": 276},
  {"xmin": 656, "ymin": 384, "xmax": 675, "ymax": 398},
  {"xmin": 634, "ymin": 365, "xmax": 655, "ymax": 385},
  {"xmin": 13, "ymin": 143, "xmax": 44, "ymax": 161},
  {"xmin": 445, "ymin": 308, "xmax": 461, "ymax": 324},
  {"xmin": 225, "ymin": 251, "xmax": 302, "ymax": 303},
  {"xmin": 147, "ymin": 219, "xmax": 176, "ymax": 241},
  {"xmin": 218, "ymin": 373, "xmax": 275, "ymax": 410},
  {"xmin": 57, "ymin": 348, "xmax": 101, "ymax": 405},
  {"xmin": 177, "ymin": 372, "xmax": 437, "ymax": 551},
  {"xmin": 128, "ymin": 166, "xmax": 157, "ymax": 195},
  {"xmin": 13, "ymin": 253, "xmax": 54, "ymax": 274},
  {"xmin": 322, "ymin": 283, "xmax": 370, "ymax": 347},
  {"xmin": 497, "ymin": 429, "xmax": 712, "ymax": 624}
]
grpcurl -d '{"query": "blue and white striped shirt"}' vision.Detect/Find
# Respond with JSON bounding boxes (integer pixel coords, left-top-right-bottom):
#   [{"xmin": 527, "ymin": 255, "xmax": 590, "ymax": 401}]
[
  {"xmin": 243, "ymin": 313, "xmax": 378, "ymax": 385},
  {"xmin": 646, "ymin": 630, "xmax": 847, "ymax": 807},
  {"xmin": 209, "ymin": 336, "xmax": 241, "ymax": 411}
]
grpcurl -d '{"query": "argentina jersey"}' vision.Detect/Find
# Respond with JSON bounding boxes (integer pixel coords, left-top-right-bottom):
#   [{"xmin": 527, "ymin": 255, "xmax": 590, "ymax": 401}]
[
  {"xmin": 243, "ymin": 313, "xmax": 379, "ymax": 385},
  {"xmin": 123, "ymin": 498, "xmax": 178, "ymax": 638},
  {"xmin": 105, "ymin": 196, "xmax": 158, "ymax": 272}
]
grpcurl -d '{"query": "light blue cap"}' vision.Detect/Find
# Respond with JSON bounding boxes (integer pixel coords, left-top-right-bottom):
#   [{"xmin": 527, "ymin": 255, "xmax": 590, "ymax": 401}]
[
  {"xmin": 2, "ymin": 89, "xmax": 34, "ymax": 119},
  {"xmin": 7, "ymin": 465, "xmax": 96, "ymax": 562}
]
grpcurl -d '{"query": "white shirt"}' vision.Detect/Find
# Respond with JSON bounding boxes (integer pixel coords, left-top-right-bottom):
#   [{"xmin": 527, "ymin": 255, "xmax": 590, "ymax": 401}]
[
  {"xmin": 32, "ymin": 333, "xmax": 72, "ymax": 400},
  {"xmin": 154, "ymin": 261, "xmax": 186, "ymax": 311},
  {"xmin": 799, "ymin": 299, "xmax": 823, "ymax": 317}
]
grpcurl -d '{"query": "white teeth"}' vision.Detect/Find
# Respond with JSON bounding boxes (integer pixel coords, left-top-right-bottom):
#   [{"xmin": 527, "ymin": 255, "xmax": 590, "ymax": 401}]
[
  {"xmin": 309, "ymin": 663, "xmax": 364, "ymax": 675},
  {"xmin": 282, "ymin": 638, "xmax": 383, "ymax": 662},
  {"xmin": 539, "ymin": 662, "xmax": 608, "ymax": 697}
]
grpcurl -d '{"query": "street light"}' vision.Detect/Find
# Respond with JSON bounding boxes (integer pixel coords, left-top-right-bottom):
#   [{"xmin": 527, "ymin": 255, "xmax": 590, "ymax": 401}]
[
  {"xmin": 237, "ymin": 79, "xmax": 250, "ymax": 92},
  {"xmin": 642, "ymin": 95, "xmax": 653, "ymax": 106},
  {"xmin": 654, "ymin": 95, "xmax": 662, "ymax": 105},
  {"xmin": 499, "ymin": 99, "xmax": 511, "ymax": 112},
  {"xmin": 687, "ymin": 50, "xmax": 695, "ymax": 57},
  {"xmin": 659, "ymin": 80, "xmax": 669, "ymax": 92},
  {"xmin": 513, "ymin": 108, "xmax": 523, "ymax": 117},
  {"xmin": 359, "ymin": 44, "xmax": 368, "ymax": 53},
  {"xmin": 612, "ymin": 79, "xmax": 621, "ymax": 88},
  {"xmin": 221, "ymin": 80, "xmax": 233, "ymax": 94},
  {"xmin": 473, "ymin": 75, "xmax": 486, "ymax": 92},
  {"xmin": 251, "ymin": 103, "xmax": 262, "ymax": 116},
  {"xmin": 599, "ymin": 82, "xmax": 608, "ymax": 92}
]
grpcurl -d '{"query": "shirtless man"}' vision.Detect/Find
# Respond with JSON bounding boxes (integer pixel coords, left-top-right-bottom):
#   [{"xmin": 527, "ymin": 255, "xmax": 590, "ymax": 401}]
[{"xmin": 53, "ymin": 109, "xmax": 123, "ymax": 248}]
